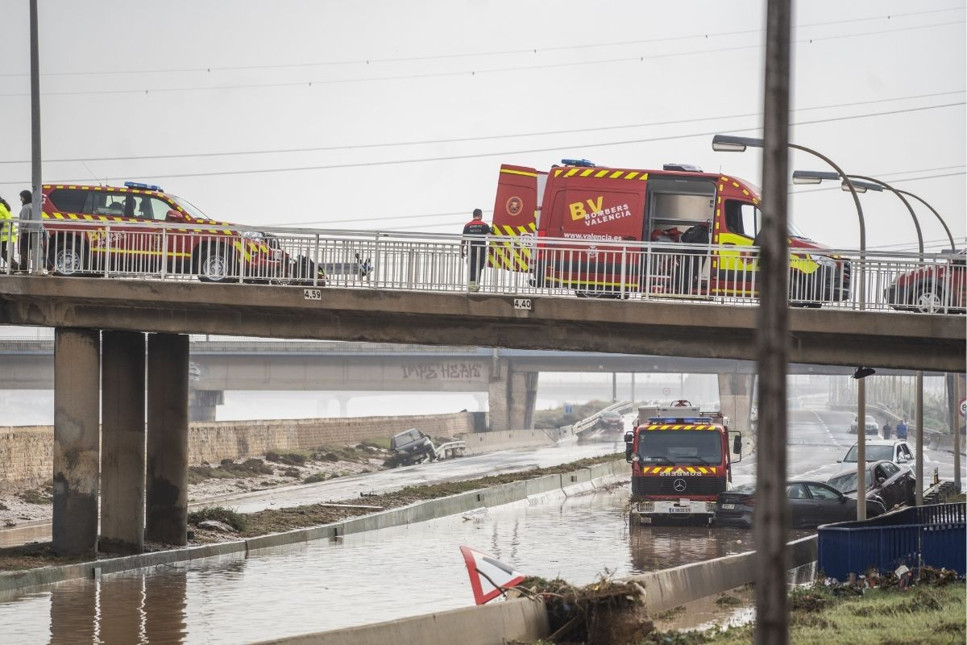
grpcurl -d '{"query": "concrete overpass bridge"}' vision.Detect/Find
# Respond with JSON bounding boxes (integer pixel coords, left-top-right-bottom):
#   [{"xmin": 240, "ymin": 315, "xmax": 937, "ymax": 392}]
[
  {"xmin": 0, "ymin": 338, "xmax": 948, "ymax": 422},
  {"xmin": 0, "ymin": 273, "xmax": 962, "ymax": 559}
]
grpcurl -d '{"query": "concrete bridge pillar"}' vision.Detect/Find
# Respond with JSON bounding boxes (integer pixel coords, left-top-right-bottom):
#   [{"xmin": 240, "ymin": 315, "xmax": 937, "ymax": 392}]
[
  {"xmin": 52, "ymin": 328, "xmax": 101, "ymax": 557},
  {"xmin": 487, "ymin": 363, "xmax": 538, "ymax": 431},
  {"xmin": 718, "ymin": 373, "xmax": 753, "ymax": 436},
  {"xmin": 188, "ymin": 389, "xmax": 223, "ymax": 421},
  {"xmin": 100, "ymin": 331, "xmax": 146, "ymax": 554},
  {"xmin": 146, "ymin": 333, "xmax": 190, "ymax": 546}
]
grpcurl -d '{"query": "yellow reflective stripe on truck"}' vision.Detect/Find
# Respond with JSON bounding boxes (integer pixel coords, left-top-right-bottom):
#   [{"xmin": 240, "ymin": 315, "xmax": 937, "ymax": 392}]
[
  {"xmin": 553, "ymin": 169, "xmax": 649, "ymax": 181},
  {"xmin": 489, "ymin": 221, "xmax": 536, "ymax": 271}
]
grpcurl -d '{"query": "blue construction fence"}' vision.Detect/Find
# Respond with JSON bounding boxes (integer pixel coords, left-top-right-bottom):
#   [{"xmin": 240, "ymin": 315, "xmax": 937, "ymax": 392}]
[{"xmin": 818, "ymin": 502, "xmax": 965, "ymax": 581}]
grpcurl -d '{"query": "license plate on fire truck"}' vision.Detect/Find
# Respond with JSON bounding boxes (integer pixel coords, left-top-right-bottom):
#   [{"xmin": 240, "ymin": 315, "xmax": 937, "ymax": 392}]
[{"xmin": 668, "ymin": 501, "xmax": 692, "ymax": 513}]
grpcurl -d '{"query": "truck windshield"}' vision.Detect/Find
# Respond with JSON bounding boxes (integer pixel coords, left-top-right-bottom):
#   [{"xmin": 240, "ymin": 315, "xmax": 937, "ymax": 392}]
[{"xmin": 637, "ymin": 430, "xmax": 722, "ymax": 465}]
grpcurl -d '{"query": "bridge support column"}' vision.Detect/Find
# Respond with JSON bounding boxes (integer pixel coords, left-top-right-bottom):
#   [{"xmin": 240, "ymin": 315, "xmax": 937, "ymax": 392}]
[
  {"xmin": 146, "ymin": 333, "xmax": 190, "ymax": 546},
  {"xmin": 718, "ymin": 372, "xmax": 753, "ymax": 440},
  {"xmin": 52, "ymin": 328, "xmax": 101, "ymax": 557},
  {"xmin": 188, "ymin": 389, "xmax": 223, "ymax": 421},
  {"xmin": 100, "ymin": 331, "xmax": 146, "ymax": 554},
  {"xmin": 488, "ymin": 366, "xmax": 537, "ymax": 431}
]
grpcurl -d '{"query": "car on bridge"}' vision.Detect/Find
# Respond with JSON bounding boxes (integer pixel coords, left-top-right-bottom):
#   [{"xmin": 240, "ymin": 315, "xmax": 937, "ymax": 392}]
[
  {"xmin": 714, "ymin": 480, "xmax": 886, "ymax": 529},
  {"xmin": 848, "ymin": 414, "xmax": 879, "ymax": 436},
  {"xmin": 40, "ymin": 182, "xmax": 323, "ymax": 285},
  {"xmin": 885, "ymin": 248, "xmax": 965, "ymax": 314}
]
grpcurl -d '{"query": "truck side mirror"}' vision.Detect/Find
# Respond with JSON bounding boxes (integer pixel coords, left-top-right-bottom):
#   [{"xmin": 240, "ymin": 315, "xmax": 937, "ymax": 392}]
[{"xmin": 733, "ymin": 435, "xmax": 742, "ymax": 454}]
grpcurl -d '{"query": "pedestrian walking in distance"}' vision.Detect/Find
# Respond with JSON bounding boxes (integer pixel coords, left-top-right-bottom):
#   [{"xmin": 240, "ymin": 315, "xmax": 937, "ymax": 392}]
[
  {"xmin": 461, "ymin": 208, "xmax": 492, "ymax": 292},
  {"xmin": 896, "ymin": 419, "xmax": 908, "ymax": 440},
  {"xmin": 882, "ymin": 421, "xmax": 892, "ymax": 440}
]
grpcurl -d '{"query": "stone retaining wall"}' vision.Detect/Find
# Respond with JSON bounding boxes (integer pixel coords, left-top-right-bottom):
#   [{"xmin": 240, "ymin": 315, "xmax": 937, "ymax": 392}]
[{"xmin": 0, "ymin": 413, "xmax": 474, "ymax": 491}]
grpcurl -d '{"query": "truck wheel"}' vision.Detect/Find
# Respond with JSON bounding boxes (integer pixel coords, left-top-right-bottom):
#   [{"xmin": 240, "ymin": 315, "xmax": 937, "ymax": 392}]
[
  {"xmin": 914, "ymin": 284, "xmax": 945, "ymax": 313},
  {"xmin": 48, "ymin": 236, "xmax": 87, "ymax": 276},
  {"xmin": 196, "ymin": 245, "xmax": 237, "ymax": 283}
]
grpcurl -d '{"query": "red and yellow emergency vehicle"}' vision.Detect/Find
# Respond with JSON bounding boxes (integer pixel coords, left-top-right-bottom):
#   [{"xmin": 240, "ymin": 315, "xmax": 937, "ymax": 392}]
[
  {"xmin": 624, "ymin": 402, "xmax": 742, "ymax": 525},
  {"xmin": 490, "ymin": 159, "xmax": 850, "ymax": 303},
  {"xmin": 40, "ymin": 182, "xmax": 316, "ymax": 284}
]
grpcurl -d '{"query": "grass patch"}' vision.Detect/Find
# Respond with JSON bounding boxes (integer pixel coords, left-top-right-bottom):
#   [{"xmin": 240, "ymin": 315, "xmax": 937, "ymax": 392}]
[
  {"xmin": 188, "ymin": 458, "xmax": 275, "ymax": 484},
  {"xmin": 303, "ymin": 473, "xmax": 328, "ymax": 484},
  {"xmin": 187, "ymin": 506, "xmax": 248, "ymax": 532},
  {"xmin": 265, "ymin": 451, "xmax": 308, "ymax": 466},
  {"xmin": 533, "ymin": 400, "xmax": 614, "ymax": 430},
  {"xmin": 689, "ymin": 580, "xmax": 966, "ymax": 645}
]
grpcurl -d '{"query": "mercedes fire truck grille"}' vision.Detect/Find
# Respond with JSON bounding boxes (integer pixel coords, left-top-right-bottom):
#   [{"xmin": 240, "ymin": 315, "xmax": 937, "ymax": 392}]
[{"xmin": 632, "ymin": 476, "xmax": 727, "ymax": 497}]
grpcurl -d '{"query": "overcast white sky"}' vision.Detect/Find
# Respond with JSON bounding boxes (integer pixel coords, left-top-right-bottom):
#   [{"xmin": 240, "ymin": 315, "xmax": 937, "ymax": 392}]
[{"xmin": 0, "ymin": 0, "xmax": 964, "ymax": 252}]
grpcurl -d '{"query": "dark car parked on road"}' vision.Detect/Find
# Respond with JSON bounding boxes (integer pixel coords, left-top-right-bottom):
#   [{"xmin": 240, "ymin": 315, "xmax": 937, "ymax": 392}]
[
  {"xmin": 389, "ymin": 428, "xmax": 437, "ymax": 466},
  {"xmin": 598, "ymin": 410, "xmax": 624, "ymax": 432},
  {"xmin": 826, "ymin": 460, "xmax": 916, "ymax": 512},
  {"xmin": 714, "ymin": 480, "xmax": 886, "ymax": 529}
]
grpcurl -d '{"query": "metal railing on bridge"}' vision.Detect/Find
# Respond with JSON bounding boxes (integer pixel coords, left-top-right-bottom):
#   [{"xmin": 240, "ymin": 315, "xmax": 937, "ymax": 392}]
[{"xmin": 1, "ymin": 219, "xmax": 963, "ymax": 314}]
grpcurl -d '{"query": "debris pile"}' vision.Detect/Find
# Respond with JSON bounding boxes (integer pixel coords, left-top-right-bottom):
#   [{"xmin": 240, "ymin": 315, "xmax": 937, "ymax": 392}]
[{"xmin": 515, "ymin": 575, "xmax": 652, "ymax": 645}]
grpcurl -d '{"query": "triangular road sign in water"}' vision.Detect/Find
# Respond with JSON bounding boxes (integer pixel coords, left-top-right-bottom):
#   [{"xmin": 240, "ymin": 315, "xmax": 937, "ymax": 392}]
[{"xmin": 459, "ymin": 545, "xmax": 526, "ymax": 605}]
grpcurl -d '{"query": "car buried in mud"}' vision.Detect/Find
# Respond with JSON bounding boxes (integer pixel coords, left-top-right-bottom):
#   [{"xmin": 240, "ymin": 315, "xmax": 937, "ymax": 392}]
[{"xmin": 714, "ymin": 480, "xmax": 886, "ymax": 529}]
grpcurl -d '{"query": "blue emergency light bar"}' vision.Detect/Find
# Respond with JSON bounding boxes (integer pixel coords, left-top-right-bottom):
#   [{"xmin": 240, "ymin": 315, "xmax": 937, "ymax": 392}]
[
  {"xmin": 124, "ymin": 181, "xmax": 163, "ymax": 192},
  {"xmin": 648, "ymin": 417, "xmax": 714, "ymax": 424},
  {"xmin": 561, "ymin": 158, "xmax": 595, "ymax": 167}
]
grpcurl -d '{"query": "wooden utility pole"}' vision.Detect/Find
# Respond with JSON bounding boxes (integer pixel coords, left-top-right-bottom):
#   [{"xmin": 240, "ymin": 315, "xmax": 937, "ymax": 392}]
[{"xmin": 755, "ymin": 1, "xmax": 791, "ymax": 643}]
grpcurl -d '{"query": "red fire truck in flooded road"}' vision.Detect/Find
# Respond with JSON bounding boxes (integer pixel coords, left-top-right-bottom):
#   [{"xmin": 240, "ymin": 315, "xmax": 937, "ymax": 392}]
[{"xmin": 624, "ymin": 402, "xmax": 742, "ymax": 526}]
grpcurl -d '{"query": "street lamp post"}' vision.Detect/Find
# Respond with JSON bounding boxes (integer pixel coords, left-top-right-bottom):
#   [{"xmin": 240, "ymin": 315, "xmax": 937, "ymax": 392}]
[
  {"xmin": 712, "ymin": 134, "xmax": 868, "ymax": 308},
  {"xmin": 895, "ymin": 190, "xmax": 957, "ymax": 252},
  {"xmin": 792, "ymin": 170, "xmax": 924, "ymax": 256},
  {"xmin": 714, "ymin": 134, "xmax": 875, "ymax": 524},
  {"xmin": 793, "ymin": 170, "xmax": 938, "ymax": 507}
]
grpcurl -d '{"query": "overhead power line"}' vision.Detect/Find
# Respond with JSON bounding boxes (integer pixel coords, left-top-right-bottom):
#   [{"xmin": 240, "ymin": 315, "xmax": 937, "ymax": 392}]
[
  {"xmin": 0, "ymin": 19, "xmax": 962, "ymax": 97},
  {"xmin": 1, "ymin": 6, "xmax": 961, "ymax": 79},
  {"xmin": 1, "ymin": 90, "xmax": 961, "ymax": 166},
  {"xmin": 0, "ymin": 102, "xmax": 958, "ymax": 185}
]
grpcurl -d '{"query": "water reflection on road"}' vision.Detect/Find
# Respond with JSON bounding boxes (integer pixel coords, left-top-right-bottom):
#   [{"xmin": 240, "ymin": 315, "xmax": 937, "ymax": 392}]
[{"xmin": 0, "ymin": 485, "xmax": 808, "ymax": 645}]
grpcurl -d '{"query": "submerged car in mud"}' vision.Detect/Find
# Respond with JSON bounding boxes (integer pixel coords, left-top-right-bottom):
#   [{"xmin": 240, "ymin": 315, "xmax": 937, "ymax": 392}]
[{"xmin": 714, "ymin": 480, "xmax": 886, "ymax": 529}]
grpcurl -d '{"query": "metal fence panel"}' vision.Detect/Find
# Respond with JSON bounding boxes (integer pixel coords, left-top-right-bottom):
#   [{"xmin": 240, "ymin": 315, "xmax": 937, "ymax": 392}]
[{"xmin": 818, "ymin": 503, "xmax": 966, "ymax": 580}]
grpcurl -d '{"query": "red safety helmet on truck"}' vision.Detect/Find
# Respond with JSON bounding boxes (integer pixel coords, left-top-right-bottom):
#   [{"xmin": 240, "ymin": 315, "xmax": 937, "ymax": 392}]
[
  {"xmin": 40, "ymin": 182, "xmax": 320, "ymax": 284},
  {"xmin": 624, "ymin": 402, "xmax": 742, "ymax": 526},
  {"xmin": 490, "ymin": 159, "xmax": 849, "ymax": 303}
]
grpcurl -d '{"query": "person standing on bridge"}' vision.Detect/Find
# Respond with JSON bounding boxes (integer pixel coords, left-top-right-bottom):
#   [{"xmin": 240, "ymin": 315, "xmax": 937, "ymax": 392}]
[
  {"xmin": 461, "ymin": 208, "xmax": 492, "ymax": 292},
  {"xmin": 17, "ymin": 190, "xmax": 46, "ymax": 275},
  {"xmin": 0, "ymin": 195, "xmax": 19, "ymax": 273}
]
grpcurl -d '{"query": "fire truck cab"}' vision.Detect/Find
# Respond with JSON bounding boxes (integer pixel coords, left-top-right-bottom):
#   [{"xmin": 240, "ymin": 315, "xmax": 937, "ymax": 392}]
[{"xmin": 625, "ymin": 402, "xmax": 742, "ymax": 526}]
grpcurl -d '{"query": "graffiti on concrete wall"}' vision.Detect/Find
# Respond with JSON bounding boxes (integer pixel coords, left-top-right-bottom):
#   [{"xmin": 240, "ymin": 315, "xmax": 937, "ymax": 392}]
[{"xmin": 401, "ymin": 362, "xmax": 485, "ymax": 381}]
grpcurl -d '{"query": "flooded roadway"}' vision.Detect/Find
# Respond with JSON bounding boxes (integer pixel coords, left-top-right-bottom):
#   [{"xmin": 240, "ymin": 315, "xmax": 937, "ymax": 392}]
[
  {"xmin": 1, "ymin": 406, "xmax": 961, "ymax": 643},
  {"xmin": 1, "ymin": 485, "xmax": 797, "ymax": 645}
]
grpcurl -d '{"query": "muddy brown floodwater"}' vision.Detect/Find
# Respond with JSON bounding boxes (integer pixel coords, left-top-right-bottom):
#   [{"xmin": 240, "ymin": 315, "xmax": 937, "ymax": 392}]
[{"xmin": 0, "ymin": 485, "xmax": 810, "ymax": 644}]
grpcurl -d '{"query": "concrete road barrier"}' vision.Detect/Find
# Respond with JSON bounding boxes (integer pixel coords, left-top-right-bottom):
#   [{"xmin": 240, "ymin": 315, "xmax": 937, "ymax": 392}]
[{"xmin": 251, "ymin": 597, "xmax": 550, "ymax": 645}]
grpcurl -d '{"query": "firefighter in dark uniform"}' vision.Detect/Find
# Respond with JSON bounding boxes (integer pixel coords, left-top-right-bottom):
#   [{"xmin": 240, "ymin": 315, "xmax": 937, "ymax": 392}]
[{"xmin": 461, "ymin": 208, "xmax": 492, "ymax": 292}]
